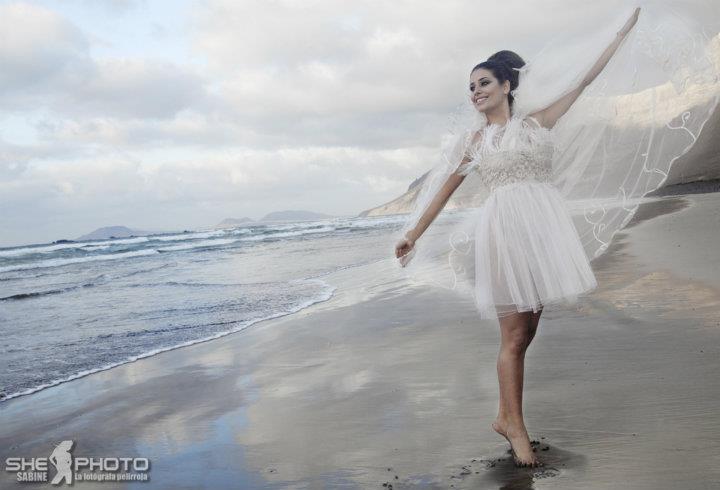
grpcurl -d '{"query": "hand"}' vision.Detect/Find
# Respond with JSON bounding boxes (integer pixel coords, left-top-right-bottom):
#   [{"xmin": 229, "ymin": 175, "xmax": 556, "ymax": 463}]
[
  {"xmin": 618, "ymin": 7, "xmax": 641, "ymax": 37},
  {"xmin": 395, "ymin": 237, "xmax": 416, "ymax": 267}
]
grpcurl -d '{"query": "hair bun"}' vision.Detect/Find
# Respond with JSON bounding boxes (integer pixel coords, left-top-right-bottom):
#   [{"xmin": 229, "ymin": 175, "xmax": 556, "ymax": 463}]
[{"xmin": 487, "ymin": 50, "xmax": 526, "ymax": 72}]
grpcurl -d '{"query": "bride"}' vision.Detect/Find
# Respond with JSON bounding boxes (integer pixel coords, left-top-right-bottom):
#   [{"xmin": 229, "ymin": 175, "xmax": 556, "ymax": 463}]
[{"xmin": 394, "ymin": 4, "xmax": 718, "ymax": 468}]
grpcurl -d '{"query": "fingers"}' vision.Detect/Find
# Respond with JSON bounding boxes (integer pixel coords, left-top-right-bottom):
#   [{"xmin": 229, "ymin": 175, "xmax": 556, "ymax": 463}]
[
  {"xmin": 395, "ymin": 248, "xmax": 412, "ymax": 266},
  {"xmin": 394, "ymin": 238, "xmax": 416, "ymax": 264}
]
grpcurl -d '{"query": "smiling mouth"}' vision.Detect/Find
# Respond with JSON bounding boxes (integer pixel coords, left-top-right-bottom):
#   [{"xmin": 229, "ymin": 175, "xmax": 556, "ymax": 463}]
[{"xmin": 474, "ymin": 96, "xmax": 489, "ymax": 104}]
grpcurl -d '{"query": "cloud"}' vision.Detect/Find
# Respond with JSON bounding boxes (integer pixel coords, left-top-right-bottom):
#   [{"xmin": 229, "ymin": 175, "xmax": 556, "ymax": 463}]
[
  {"xmin": 80, "ymin": 0, "xmax": 146, "ymax": 15},
  {"xmin": 0, "ymin": 2, "xmax": 89, "ymax": 93},
  {"xmin": 60, "ymin": 58, "xmax": 208, "ymax": 119},
  {"xmin": 184, "ymin": 0, "xmax": 626, "ymax": 151},
  {"xmin": 0, "ymin": 2, "xmax": 207, "ymax": 120}
]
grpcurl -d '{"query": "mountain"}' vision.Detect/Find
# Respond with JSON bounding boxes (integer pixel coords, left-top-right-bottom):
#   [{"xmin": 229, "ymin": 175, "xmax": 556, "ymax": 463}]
[
  {"xmin": 358, "ymin": 170, "xmax": 428, "ymax": 218},
  {"xmin": 260, "ymin": 210, "xmax": 335, "ymax": 222},
  {"xmin": 214, "ymin": 217, "xmax": 255, "ymax": 229},
  {"xmin": 76, "ymin": 226, "xmax": 154, "ymax": 241}
]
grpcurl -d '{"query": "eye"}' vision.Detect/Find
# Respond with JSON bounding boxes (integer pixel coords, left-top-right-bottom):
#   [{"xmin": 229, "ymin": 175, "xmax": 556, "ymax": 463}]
[{"xmin": 481, "ymin": 81, "xmax": 490, "ymax": 86}]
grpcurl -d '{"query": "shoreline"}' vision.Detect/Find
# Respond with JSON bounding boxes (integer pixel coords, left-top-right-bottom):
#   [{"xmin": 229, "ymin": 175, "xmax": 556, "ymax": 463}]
[
  {"xmin": 646, "ymin": 177, "xmax": 720, "ymax": 197},
  {"xmin": 2, "ymin": 191, "xmax": 720, "ymax": 488},
  {"xmin": 0, "ymin": 281, "xmax": 337, "ymax": 403}
]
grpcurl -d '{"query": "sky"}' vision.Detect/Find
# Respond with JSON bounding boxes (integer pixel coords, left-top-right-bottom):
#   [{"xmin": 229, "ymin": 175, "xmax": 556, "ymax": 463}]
[{"xmin": 0, "ymin": 0, "xmax": 637, "ymax": 247}]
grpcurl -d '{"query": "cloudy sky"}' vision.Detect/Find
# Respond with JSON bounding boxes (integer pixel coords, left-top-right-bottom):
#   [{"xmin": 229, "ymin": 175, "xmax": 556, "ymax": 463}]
[{"xmin": 0, "ymin": 0, "xmax": 633, "ymax": 247}]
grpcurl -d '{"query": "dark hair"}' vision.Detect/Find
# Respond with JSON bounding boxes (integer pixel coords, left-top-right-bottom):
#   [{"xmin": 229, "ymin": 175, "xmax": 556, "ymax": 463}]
[{"xmin": 471, "ymin": 50, "xmax": 526, "ymax": 109}]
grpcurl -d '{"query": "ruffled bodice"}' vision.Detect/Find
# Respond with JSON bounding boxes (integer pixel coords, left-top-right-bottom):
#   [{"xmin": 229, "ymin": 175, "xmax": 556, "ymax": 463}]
[{"xmin": 454, "ymin": 115, "xmax": 555, "ymax": 192}]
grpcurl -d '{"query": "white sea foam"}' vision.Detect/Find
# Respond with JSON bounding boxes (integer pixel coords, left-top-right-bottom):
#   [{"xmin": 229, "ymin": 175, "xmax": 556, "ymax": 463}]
[
  {"xmin": 153, "ymin": 230, "xmax": 228, "ymax": 241},
  {"xmin": 0, "ymin": 236, "xmax": 151, "ymax": 258},
  {"xmin": 0, "ymin": 241, "xmax": 96, "ymax": 257},
  {"xmin": 0, "ymin": 249, "xmax": 160, "ymax": 273},
  {"xmin": 156, "ymin": 238, "xmax": 239, "ymax": 252},
  {"xmin": 239, "ymin": 226, "xmax": 337, "ymax": 242}
]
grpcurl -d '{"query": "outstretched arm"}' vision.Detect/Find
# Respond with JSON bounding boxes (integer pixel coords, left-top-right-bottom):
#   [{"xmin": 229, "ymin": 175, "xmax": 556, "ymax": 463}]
[
  {"xmin": 403, "ymin": 170, "xmax": 465, "ymax": 243},
  {"xmin": 531, "ymin": 7, "xmax": 641, "ymax": 129},
  {"xmin": 395, "ymin": 171, "xmax": 465, "ymax": 264}
]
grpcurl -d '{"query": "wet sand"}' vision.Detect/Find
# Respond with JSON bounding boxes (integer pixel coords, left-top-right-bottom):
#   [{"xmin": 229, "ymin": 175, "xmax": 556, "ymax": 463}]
[{"xmin": 2, "ymin": 192, "xmax": 720, "ymax": 489}]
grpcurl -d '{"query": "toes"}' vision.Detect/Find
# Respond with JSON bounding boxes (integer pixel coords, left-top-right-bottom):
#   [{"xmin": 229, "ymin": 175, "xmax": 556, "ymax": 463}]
[{"xmin": 514, "ymin": 458, "xmax": 543, "ymax": 468}]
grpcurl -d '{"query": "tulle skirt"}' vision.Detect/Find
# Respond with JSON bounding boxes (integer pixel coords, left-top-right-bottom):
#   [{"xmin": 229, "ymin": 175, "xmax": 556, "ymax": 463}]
[{"xmin": 473, "ymin": 180, "xmax": 598, "ymax": 319}]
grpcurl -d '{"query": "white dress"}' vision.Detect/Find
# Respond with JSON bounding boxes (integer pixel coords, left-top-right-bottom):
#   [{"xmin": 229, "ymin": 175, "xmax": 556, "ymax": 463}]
[{"xmin": 453, "ymin": 114, "xmax": 597, "ymax": 318}]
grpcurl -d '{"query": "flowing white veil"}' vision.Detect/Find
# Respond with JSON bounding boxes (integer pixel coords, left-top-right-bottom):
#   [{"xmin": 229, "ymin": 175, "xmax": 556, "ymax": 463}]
[{"xmin": 394, "ymin": 1, "xmax": 720, "ymax": 300}]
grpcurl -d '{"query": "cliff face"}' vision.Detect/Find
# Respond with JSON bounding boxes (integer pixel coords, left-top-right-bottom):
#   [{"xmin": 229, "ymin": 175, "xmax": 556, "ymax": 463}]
[
  {"xmin": 663, "ymin": 105, "xmax": 720, "ymax": 186},
  {"xmin": 358, "ymin": 172, "xmax": 427, "ymax": 218}
]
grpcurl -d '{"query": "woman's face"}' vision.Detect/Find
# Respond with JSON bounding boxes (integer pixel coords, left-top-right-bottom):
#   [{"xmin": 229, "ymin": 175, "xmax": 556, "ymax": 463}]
[{"xmin": 469, "ymin": 68, "xmax": 509, "ymax": 113}]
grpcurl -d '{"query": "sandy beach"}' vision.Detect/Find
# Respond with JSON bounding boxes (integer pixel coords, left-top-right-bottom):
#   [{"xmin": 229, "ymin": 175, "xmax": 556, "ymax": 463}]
[{"xmin": 2, "ymin": 191, "xmax": 720, "ymax": 489}]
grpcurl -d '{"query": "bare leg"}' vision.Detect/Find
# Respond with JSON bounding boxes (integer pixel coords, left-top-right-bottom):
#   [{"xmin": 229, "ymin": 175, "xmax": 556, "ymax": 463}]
[
  {"xmin": 504, "ymin": 307, "xmax": 543, "ymax": 411},
  {"xmin": 492, "ymin": 308, "xmax": 544, "ymax": 467}
]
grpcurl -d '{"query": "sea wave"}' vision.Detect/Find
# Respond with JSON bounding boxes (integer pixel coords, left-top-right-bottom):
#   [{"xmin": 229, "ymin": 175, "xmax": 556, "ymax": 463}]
[
  {"xmin": 0, "ymin": 274, "xmax": 107, "ymax": 301},
  {"xmin": 0, "ymin": 249, "xmax": 160, "ymax": 273},
  {"xmin": 156, "ymin": 238, "xmax": 239, "ymax": 252}
]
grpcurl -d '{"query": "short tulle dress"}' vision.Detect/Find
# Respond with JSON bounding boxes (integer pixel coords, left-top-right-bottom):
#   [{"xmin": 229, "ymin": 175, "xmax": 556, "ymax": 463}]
[{"xmin": 452, "ymin": 114, "xmax": 597, "ymax": 318}]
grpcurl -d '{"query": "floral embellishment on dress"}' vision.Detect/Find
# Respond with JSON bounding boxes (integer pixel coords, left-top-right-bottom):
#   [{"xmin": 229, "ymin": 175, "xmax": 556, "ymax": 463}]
[{"xmin": 455, "ymin": 116, "xmax": 556, "ymax": 191}]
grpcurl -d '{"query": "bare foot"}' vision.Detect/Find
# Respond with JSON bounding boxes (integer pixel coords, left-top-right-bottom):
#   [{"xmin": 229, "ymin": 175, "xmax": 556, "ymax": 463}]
[{"xmin": 492, "ymin": 418, "xmax": 543, "ymax": 468}]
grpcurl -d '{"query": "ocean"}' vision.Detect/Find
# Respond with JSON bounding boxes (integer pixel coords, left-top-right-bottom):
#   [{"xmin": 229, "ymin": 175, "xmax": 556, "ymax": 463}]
[{"xmin": 0, "ymin": 215, "xmax": 408, "ymax": 401}]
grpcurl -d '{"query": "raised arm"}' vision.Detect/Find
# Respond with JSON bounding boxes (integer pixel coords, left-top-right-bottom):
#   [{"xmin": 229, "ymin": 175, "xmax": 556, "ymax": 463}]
[
  {"xmin": 395, "ymin": 132, "xmax": 482, "ymax": 264},
  {"xmin": 531, "ymin": 7, "xmax": 641, "ymax": 129}
]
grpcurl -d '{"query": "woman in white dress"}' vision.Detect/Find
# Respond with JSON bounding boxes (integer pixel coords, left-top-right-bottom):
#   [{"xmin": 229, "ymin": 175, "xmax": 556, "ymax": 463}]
[{"xmin": 395, "ymin": 7, "xmax": 662, "ymax": 468}]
